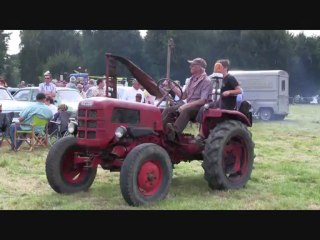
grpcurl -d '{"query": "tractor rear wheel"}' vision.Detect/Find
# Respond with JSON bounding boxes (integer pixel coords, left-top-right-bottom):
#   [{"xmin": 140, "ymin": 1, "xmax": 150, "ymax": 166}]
[
  {"xmin": 202, "ymin": 120, "xmax": 254, "ymax": 190},
  {"xmin": 46, "ymin": 136, "xmax": 97, "ymax": 193},
  {"xmin": 120, "ymin": 143, "xmax": 172, "ymax": 206}
]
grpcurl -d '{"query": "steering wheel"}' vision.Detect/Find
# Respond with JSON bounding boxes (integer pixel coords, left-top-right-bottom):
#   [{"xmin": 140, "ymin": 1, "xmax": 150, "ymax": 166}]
[{"xmin": 156, "ymin": 78, "xmax": 183, "ymax": 107}]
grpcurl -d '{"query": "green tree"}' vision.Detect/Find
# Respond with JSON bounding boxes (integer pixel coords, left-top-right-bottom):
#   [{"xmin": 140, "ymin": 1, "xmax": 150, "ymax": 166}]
[
  {"xmin": 81, "ymin": 30, "xmax": 144, "ymax": 76},
  {"xmin": 287, "ymin": 33, "xmax": 320, "ymax": 95},
  {"xmin": 144, "ymin": 30, "xmax": 297, "ymax": 91},
  {"xmin": 20, "ymin": 30, "xmax": 81, "ymax": 85},
  {"xmin": 236, "ymin": 30, "xmax": 292, "ymax": 69},
  {"xmin": 3, "ymin": 54, "xmax": 20, "ymax": 86},
  {"xmin": 42, "ymin": 51, "xmax": 81, "ymax": 81},
  {"xmin": 0, "ymin": 30, "xmax": 10, "ymax": 75},
  {"xmin": 144, "ymin": 30, "xmax": 217, "ymax": 84}
]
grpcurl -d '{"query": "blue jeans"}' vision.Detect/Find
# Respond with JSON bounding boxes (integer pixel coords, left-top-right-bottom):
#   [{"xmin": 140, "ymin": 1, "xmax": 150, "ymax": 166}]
[{"xmin": 9, "ymin": 124, "xmax": 23, "ymax": 150}]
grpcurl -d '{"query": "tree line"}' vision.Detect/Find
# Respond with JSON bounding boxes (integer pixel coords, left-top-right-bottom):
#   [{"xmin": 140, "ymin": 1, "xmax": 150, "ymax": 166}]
[{"xmin": 0, "ymin": 30, "xmax": 320, "ymax": 96}]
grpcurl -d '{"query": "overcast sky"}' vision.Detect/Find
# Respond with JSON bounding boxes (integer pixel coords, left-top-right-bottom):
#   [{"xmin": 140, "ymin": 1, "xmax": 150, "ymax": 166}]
[{"xmin": 3, "ymin": 30, "xmax": 320, "ymax": 55}]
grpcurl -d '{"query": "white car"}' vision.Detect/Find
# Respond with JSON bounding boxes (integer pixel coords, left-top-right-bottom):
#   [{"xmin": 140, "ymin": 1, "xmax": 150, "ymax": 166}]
[
  {"xmin": 13, "ymin": 87, "xmax": 84, "ymax": 113},
  {"xmin": 0, "ymin": 87, "xmax": 32, "ymax": 121}
]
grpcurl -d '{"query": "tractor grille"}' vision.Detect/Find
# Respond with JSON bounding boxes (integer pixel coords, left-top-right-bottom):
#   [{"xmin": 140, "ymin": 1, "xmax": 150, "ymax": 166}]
[
  {"xmin": 78, "ymin": 109, "xmax": 86, "ymax": 117},
  {"xmin": 88, "ymin": 110, "xmax": 97, "ymax": 118},
  {"xmin": 79, "ymin": 120, "xmax": 85, "ymax": 127},
  {"xmin": 79, "ymin": 131, "xmax": 85, "ymax": 138},
  {"xmin": 77, "ymin": 108, "xmax": 102, "ymax": 140},
  {"xmin": 87, "ymin": 131, "xmax": 96, "ymax": 139},
  {"xmin": 87, "ymin": 120, "xmax": 97, "ymax": 128}
]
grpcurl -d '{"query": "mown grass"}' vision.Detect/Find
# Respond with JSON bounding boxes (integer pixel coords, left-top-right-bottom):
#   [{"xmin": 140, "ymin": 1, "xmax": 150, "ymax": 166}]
[{"xmin": 0, "ymin": 104, "xmax": 320, "ymax": 209}]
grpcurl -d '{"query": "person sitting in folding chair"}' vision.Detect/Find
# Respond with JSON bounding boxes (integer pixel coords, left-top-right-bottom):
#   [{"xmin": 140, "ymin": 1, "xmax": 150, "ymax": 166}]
[
  {"xmin": 48, "ymin": 104, "xmax": 69, "ymax": 135},
  {"xmin": 48, "ymin": 104, "xmax": 71, "ymax": 146},
  {"xmin": 0, "ymin": 112, "xmax": 14, "ymax": 147},
  {"xmin": 9, "ymin": 93, "xmax": 53, "ymax": 151}
]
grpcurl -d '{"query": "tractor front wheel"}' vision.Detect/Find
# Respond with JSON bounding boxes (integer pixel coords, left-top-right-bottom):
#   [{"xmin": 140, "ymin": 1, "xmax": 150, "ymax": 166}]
[
  {"xmin": 202, "ymin": 120, "xmax": 254, "ymax": 190},
  {"xmin": 46, "ymin": 136, "xmax": 97, "ymax": 193},
  {"xmin": 120, "ymin": 143, "xmax": 172, "ymax": 206}
]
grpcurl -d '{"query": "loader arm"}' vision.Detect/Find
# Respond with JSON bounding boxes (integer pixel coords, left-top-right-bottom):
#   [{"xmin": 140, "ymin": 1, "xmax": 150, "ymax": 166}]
[{"xmin": 106, "ymin": 53, "xmax": 164, "ymax": 99}]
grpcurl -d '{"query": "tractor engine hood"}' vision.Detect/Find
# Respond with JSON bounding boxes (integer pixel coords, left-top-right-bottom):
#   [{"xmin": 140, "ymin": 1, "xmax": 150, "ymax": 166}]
[{"xmin": 107, "ymin": 54, "xmax": 164, "ymax": 99}]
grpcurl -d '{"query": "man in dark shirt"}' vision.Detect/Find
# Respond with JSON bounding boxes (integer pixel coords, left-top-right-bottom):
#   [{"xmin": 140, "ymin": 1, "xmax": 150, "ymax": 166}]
[{"xmin": 217, "ymin": 59, "xmax": 241, "ymax": 110}]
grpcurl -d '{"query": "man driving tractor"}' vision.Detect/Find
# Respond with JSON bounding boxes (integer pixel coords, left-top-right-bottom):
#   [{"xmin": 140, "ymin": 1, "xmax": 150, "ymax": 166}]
[{"xmin": 162, "ymin": 57, "xmax": 213, "ymax": 142}]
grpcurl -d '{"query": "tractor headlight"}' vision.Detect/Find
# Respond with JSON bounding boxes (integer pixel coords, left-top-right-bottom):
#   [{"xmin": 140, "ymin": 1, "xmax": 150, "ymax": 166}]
[
  {"xmin": 204, "ymin": 103, "xmax": 210, "ymax": 110},
  {"xmin": 68, "ymin": 122, "xmax": 76, "ymax": 133},
  {"xmin": 115, "ymin": 126, "xmax": 127, "ymax": 139}
]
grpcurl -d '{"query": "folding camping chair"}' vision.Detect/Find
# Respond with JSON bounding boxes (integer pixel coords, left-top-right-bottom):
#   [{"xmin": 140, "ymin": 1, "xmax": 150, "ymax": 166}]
[{"xmin": 14, "ymin": 115, "xmax": 49, "ymax": 151}]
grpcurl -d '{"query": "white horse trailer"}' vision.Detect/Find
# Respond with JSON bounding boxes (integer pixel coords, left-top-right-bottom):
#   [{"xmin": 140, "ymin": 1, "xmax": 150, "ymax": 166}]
[{"xmin": 229, "ymin": 70, "xmax": 289, "ymax": 121}]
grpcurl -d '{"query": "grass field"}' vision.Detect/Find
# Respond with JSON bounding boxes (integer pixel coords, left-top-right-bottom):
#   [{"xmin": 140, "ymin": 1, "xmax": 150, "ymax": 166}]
[{"xmin": 1, "ymin": 104, "xmax": 320, "ymax": 210}]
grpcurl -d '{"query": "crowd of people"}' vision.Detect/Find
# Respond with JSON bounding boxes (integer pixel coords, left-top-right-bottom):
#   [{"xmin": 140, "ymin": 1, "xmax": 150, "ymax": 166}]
[{"xmin": 4, "ymin": 71, "xmax": 78, "ymax": 151}]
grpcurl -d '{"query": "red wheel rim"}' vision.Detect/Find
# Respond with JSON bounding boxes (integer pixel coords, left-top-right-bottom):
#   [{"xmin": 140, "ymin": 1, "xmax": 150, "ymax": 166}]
[
  {"xmin": 223, "ymin": 137, "xmax": 248, "ymax": 182},
  {"xmin": 61, "ymin": 150, "xmax": 87, "ymax": 184},
  {"xmin": 137, "ymin": 160, "xmax": 163, "ymax": 196}
]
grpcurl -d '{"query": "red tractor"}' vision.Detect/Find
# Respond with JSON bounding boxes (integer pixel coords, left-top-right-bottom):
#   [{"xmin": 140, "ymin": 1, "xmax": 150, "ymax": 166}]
[{"xmin": 45, "ymin": 54, "xmax": 255, "ymax": 206}]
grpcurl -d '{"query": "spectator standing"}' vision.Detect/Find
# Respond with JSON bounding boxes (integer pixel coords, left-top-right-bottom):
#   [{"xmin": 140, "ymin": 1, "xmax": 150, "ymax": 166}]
[
  {"xmin": 135, "ymin": 93, "xmax": 143, "ymax": 102},
  {"xmin": 0, "ymin": 79, "xmax": 7, "ymax": 87},
  {"xmin": 121, "ymin": 79, "xmax": 144, "ymax": 103},
  {"xmin": 66, "ymin": 76, "xmax": 77, "ymax": 89},
  {"xmin": 77, "ymin": 84, "xmax": 86, "ymax": 98},
  {"xmin": 18, "ymin": 81, "xmax": 26, "ymax": 88},
  {"xmin": 144, "ymin": 89, "xmax": 156, "ymax": 104},
  {"xmin": 39, "ymin": 71, "xmax": 56, "ymax": 98},
  {"xmin": 89, "ymin": 79, "xmax": 105, "ymax": 97},
  {"xmin": 84, "ymin": 79, "xmax": 95, "ymax": 92}
]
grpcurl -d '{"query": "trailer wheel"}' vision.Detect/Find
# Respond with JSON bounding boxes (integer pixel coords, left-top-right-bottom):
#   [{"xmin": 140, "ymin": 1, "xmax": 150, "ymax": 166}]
[
  {"xmin": 202, "ymin": 120, "xmax": 255, "ymax": 190},
  {"xmin": 259, "ymin": 108, "xmax": 273, "ymax": 121},
  {"xmin": 120, "ymin": 143, "xmax": 172, "ymax": 206}
]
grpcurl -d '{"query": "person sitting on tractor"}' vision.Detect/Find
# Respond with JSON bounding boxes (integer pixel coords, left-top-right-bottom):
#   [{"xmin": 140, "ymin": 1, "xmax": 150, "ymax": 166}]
[
  {"xmin": 216, "ymin": 59, "xmax": 241, "ymax": 109},
  {"xmin": 195, "ymin": 59, "xmax": 242, "ymax": 141},
  {"xmin": 162, "ymin": 57, "xmax": 213, "ymax": 142}
]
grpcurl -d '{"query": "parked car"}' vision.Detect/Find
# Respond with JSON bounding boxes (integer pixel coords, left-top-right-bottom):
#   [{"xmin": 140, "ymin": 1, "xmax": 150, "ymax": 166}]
[
  {"xmin": 13, "ymin": 87, "xmax": 84, "ymax": 114},
  {"xmin": 7, "ymin": 87, "xmax": 20, "ymax": 96},
  {"xmin": 0, "ymin": 87, "xmax": 31, "ymax": 121}
]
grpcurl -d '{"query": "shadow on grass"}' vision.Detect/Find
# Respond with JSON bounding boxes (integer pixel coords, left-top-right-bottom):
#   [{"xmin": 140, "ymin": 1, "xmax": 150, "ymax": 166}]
[
  {"xmin": 171, "ymin": 174, "xmax": 209, "ymax": 194},
  {"xmin": 253, "ymin": 119, "xmax": 297, "ymax": 124}
]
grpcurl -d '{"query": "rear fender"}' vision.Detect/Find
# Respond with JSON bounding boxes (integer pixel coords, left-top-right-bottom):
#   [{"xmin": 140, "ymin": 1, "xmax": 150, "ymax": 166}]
[{"xmin": 202, "ymin": 109, "xmax": 252, "ymax": 137}]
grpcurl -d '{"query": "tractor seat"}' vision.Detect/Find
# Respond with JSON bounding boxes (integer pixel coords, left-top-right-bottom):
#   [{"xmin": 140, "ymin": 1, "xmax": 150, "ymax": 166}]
[{"xmin": 238, "ymin": 100, "xmax": 252, "ymax": 117}]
